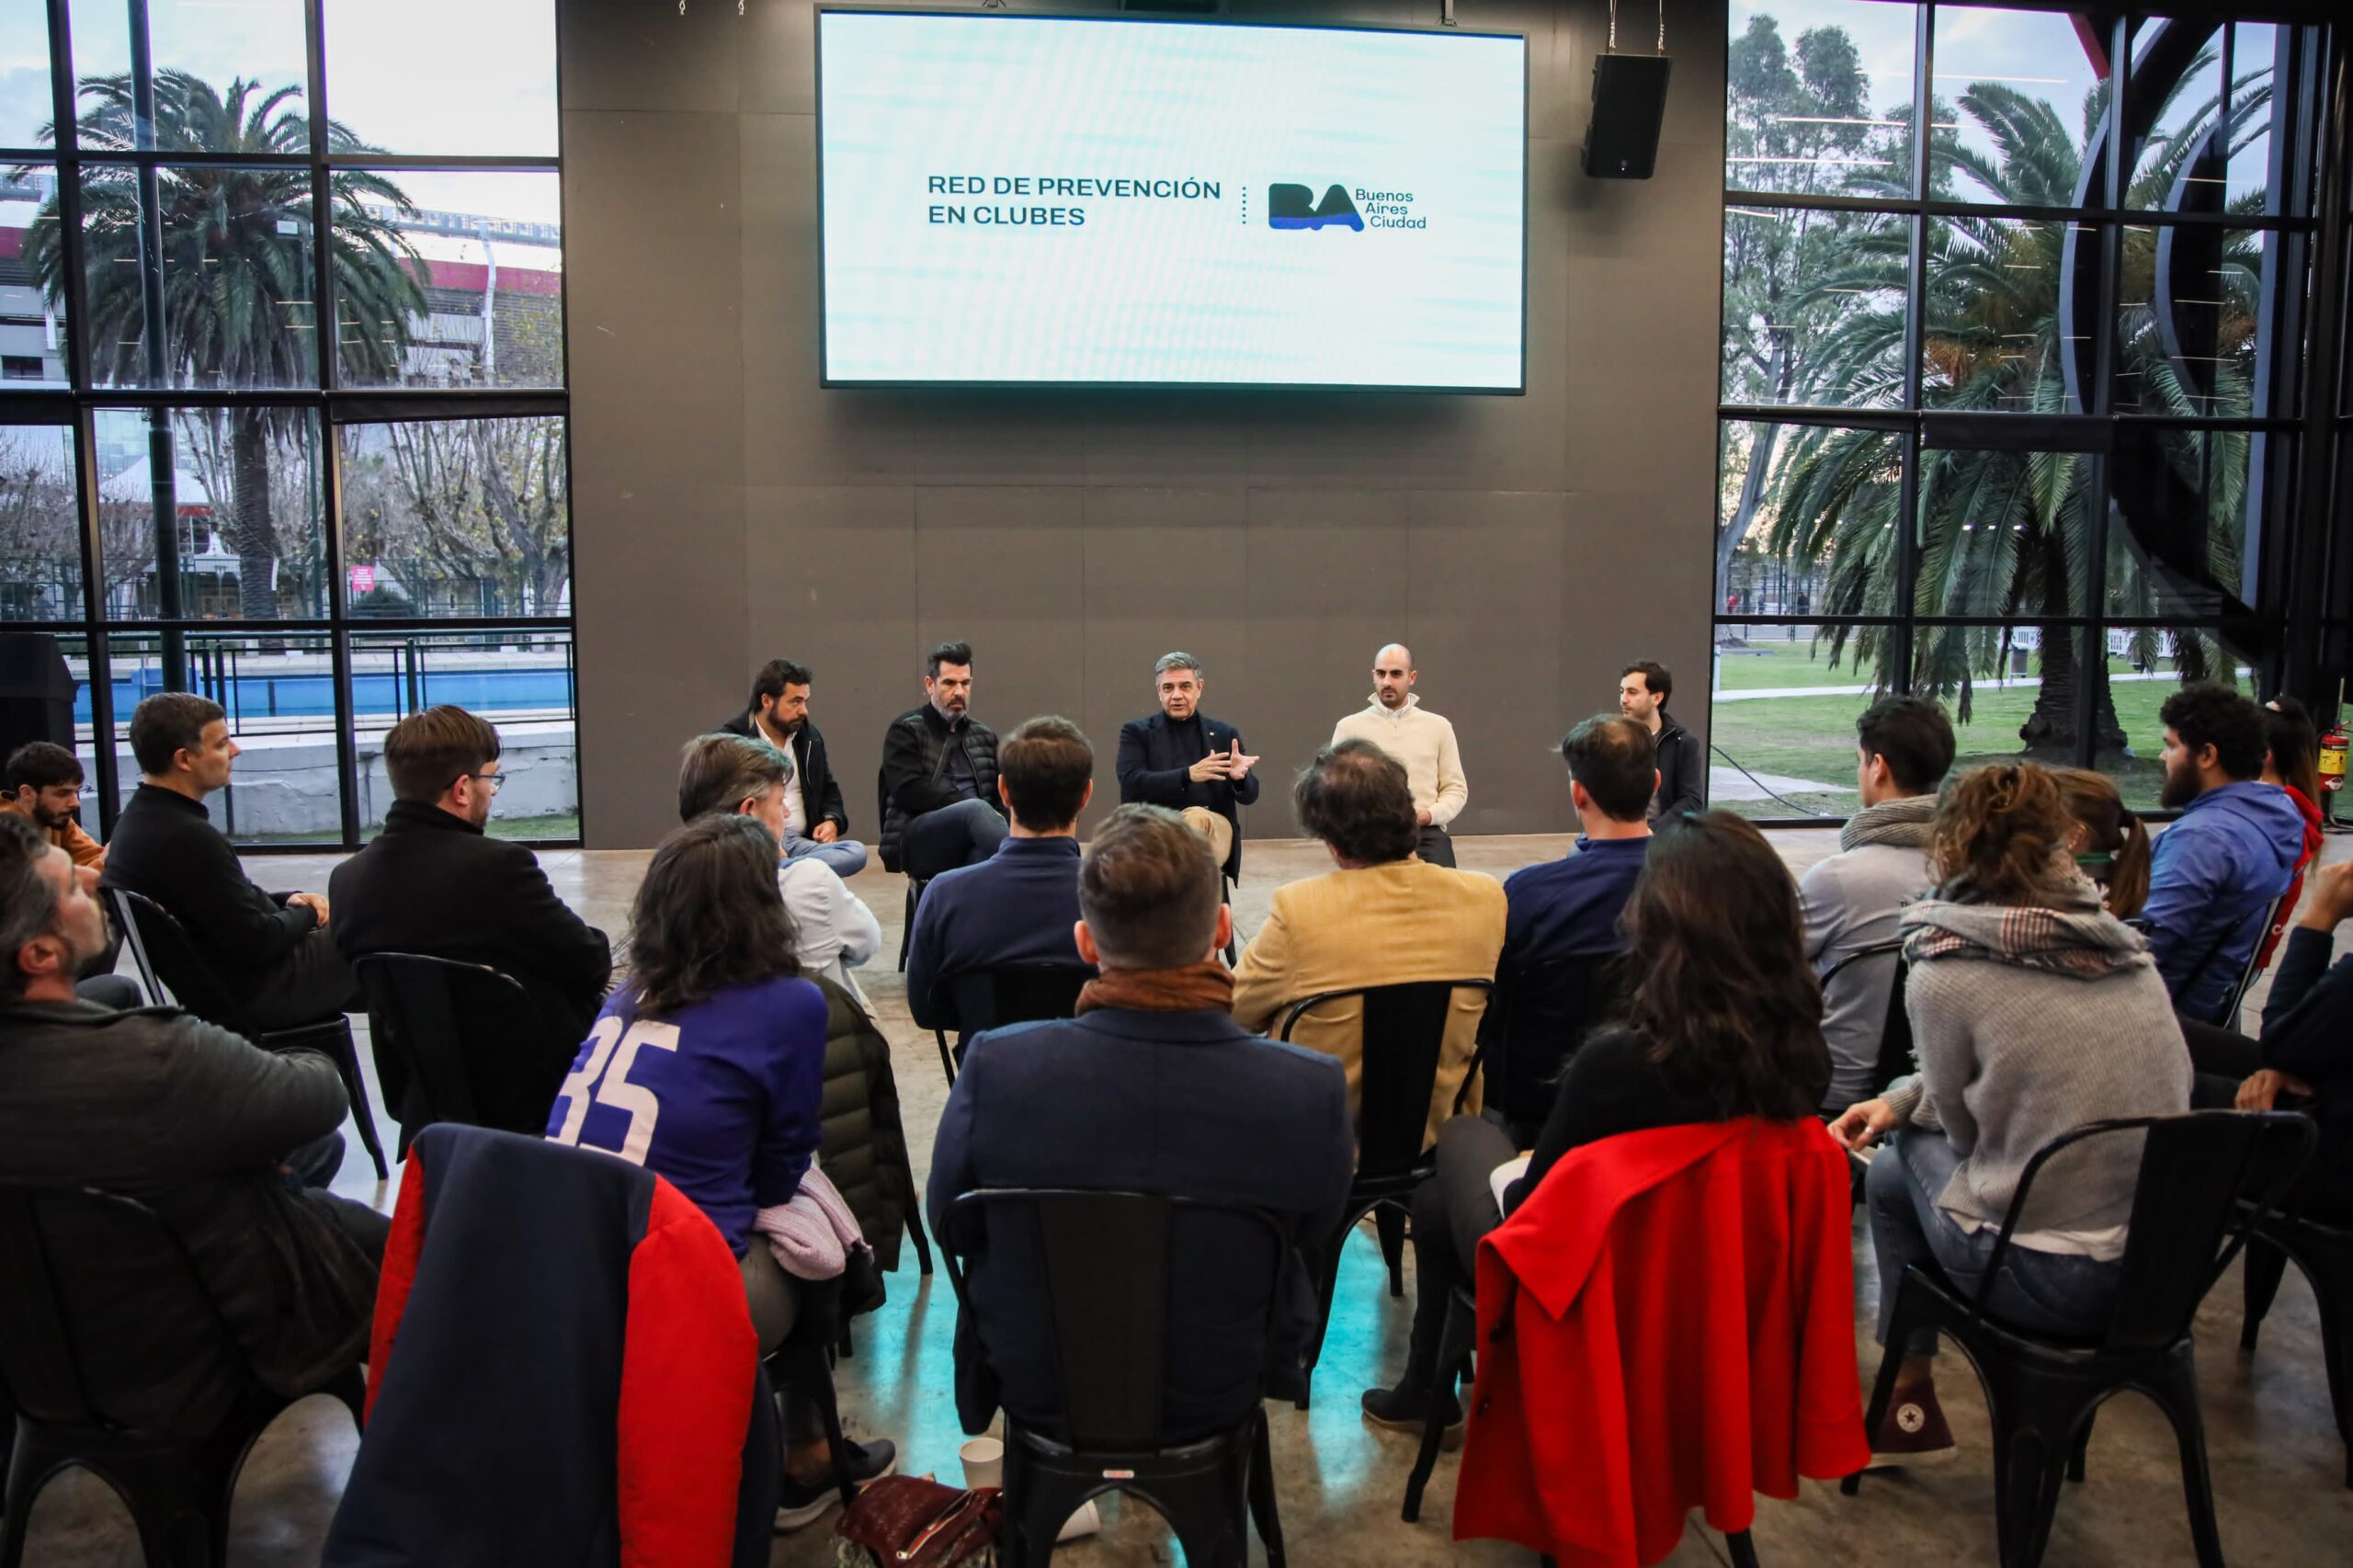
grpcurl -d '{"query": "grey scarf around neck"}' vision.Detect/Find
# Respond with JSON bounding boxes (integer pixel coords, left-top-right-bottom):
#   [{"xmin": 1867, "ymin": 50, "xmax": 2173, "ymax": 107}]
[{"xmin": 1838, "ymin": 792, "xmax": 1938, "ymax": 853}]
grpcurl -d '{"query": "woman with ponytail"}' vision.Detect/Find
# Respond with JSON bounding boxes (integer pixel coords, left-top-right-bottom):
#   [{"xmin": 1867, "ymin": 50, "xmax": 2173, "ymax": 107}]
[
  {"xmin": 1828, "ymin": 763, "xmax": 2189, "ymax": 1467},
  {"xmin": 2051, "ymin": 767, "xmax": 2152, "ymax": 919}
]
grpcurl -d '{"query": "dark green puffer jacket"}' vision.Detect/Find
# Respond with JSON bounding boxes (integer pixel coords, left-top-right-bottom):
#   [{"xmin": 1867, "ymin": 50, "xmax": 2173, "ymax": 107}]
[{"xmin": 812, "ymin": 976, "xmax": 918, "ymax": 1273}]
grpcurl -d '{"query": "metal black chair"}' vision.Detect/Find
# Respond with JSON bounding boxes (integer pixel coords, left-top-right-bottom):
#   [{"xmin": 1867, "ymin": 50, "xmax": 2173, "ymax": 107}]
[
  {"xmin": 938, "ymin": 1188, "xmax": 1289, "ymax": 1568},
  {"xmin": 2211, "ymin": 895, "xmax": 2286, "ymax": 1028},
  {"xmin": 928, "ymin": 961, "xmax": 1097, "ymax": 1085},
  {"xmin": 897, "ymin": 877, "xmax": 927, "ymax": 972},
  {"xmin": 108, "ymin": 887, "xmax": 387, "ymax": 1181},
  {"xmin": 0, "ymin": 1183, "xmax": 367, "ymax": 1568},
  {"xmin": 2238, "ymin": 1204, "xmax": 2353, "ymax": 1488},
  {"xmin": 758, "ymin": 1275, "xmax": 863, "ymax": 1514},
  {"xmin": 1845, "ymin": 1111, "xmax": 2317, "ymax": 1568},
  {"xmin": 351, "ymin": 952, "xmax": 565, "ymax": 1156},
  {"xmin": 1483, "ymin": 953, "xmax": 1627, "ymax": 1143},
  {"xmin": 1819, "ymin": 937, "xmax": 1915, "ymax": 1099},
  {"xmin": 1279, "ymin": 978, "xmax": 1494, "ymax": 1406}
]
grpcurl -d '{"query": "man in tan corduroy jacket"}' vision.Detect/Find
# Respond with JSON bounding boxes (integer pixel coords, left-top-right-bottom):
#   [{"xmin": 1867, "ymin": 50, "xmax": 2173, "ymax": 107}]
[{"xmin": 1233, "ymin": 739, "xmax": 1506, "ymax": 1152}]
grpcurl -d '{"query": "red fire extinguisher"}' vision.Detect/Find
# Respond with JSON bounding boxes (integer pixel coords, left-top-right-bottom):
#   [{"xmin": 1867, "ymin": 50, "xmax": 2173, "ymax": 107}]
[{"xmin": 2322, "ymin": 700, "xmax": 2348, "ymax": 828}]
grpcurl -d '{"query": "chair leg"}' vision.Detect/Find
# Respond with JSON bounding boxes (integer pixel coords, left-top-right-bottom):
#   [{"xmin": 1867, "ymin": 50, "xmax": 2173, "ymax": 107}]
[
  {"xmin": 935, "ymin": 1030, "xmax": 959, "ymax": 1089},
  {"xmin": 2144, "ymin": 1352, "xmax": 2226, "ymax": 1568},
  {"xmin": 1246, "ymin": 1411, "xmax": 1285, "ymax": 1568},
  {"xmin": 892, "ymin": 1139, "xmax": 934, "ymax": 1278},
  {"xmin": 1000, "ymin": 1443, "xmax": 1086, "ymax": 1568},
  {"xmin": 1295, "ymin": 1225, "xmax": 1352, "ymax": 1409},
  {"xmin": 1403, "ymin": 1292, "xmax": 1474, "ymax": 1524},
  {"xmin": 1983, "ymin": 1367, "xmax": 2093, "ymax": 1568},
  {"xmin": 2310, "ymin": 1253, "xmax": 2353, "ymax": 1484},
  {"xmin": 1841, "ymin": 1286, "xmax": 1915, "ymax": 1497},
  {"xmin": 324, "ymin": 1028, "xmax": 390, "ymax": 1182},
  {"xmin": 2241, "ymin": 1236, "xmax": 2290, "ymax": 1351},
  {"xmin": 1726, "ymin": 1529, "xmax": 1763, "ymax": 1568},
  {"xmin": 1, "ymin": 1419, "xmax": 62, "ymax": 1568},
  {"xmin": 1375, "ymin": 1205, "xmax": 1407, "ymax": 1300},
  {"xmin": 2066, "ymin": 1410, "xmax": 2093, "ymax": 1484}
]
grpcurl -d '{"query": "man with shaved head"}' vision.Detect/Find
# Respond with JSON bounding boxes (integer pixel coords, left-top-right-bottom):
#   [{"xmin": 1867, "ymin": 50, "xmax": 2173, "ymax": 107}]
[{"xmin": 1330, "ymin": 642, "xmax": 1468, "ymax": 866}]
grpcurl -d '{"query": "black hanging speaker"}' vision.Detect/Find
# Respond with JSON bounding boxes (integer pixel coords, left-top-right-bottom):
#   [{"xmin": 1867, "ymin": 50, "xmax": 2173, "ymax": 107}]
[
  {"xmin": 1583, "ymin": 53, "xmax": 1672, "ymax": 179},
  {"xmin": 0, "ymin": 631, "xmax": 77, "ymax": 767}
]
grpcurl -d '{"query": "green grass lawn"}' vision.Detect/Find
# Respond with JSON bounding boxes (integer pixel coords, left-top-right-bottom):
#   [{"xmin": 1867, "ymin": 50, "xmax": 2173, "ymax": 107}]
[{"xmin": 1711, "ymin": 649, "xmax": 2188, "ymax": 819}]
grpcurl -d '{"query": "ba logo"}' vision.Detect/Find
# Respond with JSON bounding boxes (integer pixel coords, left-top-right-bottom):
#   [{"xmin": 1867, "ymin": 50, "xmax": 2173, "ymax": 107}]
[{"xmin": 1267, "ymin": 183, "xmax": 1362, "ymax": 233}]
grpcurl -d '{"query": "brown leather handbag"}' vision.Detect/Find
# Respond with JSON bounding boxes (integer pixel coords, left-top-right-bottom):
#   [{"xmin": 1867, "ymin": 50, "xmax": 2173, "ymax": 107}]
[{"xmin": 834, "ymin": 1475, "xmax": 1003, "ymax": 1568}]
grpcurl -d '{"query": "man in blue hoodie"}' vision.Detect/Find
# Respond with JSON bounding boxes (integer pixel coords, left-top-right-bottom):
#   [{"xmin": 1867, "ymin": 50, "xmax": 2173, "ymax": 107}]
[{"xmin": 2144, "ymin": 684, "xmax": 2307, "ymax": 1024}]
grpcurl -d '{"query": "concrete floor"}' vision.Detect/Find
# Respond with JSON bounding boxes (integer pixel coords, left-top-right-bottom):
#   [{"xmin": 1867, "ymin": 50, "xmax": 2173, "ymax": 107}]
[{"xmin": 17, "ymin": 829, "xmax": 2353, "ymax": 1567}]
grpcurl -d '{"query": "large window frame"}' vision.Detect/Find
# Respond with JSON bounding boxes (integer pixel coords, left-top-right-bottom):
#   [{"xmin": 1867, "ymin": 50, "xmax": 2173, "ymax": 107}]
[
  {"xmin": 1714, "ymin": 2, "xmax": 2338, "ymax": 824},
  {"xmin": 1, "ymin": 0, "xmax": 574, "ymax": 848}
]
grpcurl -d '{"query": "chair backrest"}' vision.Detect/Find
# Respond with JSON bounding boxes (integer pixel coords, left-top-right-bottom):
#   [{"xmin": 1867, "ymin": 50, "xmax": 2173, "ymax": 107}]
[
  {"xmin": 1487, "ymin": 954, "xmax": 1626, "ymax": 1131},
  {"xmin": 1279, "ymin": 980, "xmax": 1494, "ymax": 1177},
  {"xmin": 1816, "ymin": 938, "xmax": 1915, "ymax": 1098},
  {"xmin": 940, "ymin": 962, "xmax": 1097, "ymax": 1043},
  {"xmin": 1981, "ymin": 1109, "xmax": 2317, "ymax": 1355},
  {"xmin": 2211, "ymin": 894, "xmax": 2285, "ymax": 1026},
  {"xmin": 938, "ymin": 1187, "xmax": 1290, "ymax": 1450},
  {"xmin": 353, "ymin": 952, "xmax": 549, "ymax": 1136},
  {"xmin": 106, "ymin": 885, "xmax": 244, "ymax": 1028},
  {"xmin": 0, "ymin": 1182, "xmax": 246, "ymax": 1432}
]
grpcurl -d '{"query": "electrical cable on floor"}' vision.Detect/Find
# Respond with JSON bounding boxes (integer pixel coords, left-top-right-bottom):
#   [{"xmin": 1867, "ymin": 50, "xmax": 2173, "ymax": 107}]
[{"xmin": 1710, "ymin": 744, "xmax": 1842, "ymax": 820}]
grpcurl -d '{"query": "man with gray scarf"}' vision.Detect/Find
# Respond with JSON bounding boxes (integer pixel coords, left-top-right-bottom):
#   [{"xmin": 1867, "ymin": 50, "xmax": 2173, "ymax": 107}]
[{"xmin": 1798, "ymin": 696, "xmax": 1956, "ymax": 1112}]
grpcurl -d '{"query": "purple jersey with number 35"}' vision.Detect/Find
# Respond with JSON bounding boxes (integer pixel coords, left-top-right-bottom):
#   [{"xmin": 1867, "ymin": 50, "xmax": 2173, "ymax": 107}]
[{"xmin": 546, "ymin": 974, "xmax": 828, "ymax": 1256}]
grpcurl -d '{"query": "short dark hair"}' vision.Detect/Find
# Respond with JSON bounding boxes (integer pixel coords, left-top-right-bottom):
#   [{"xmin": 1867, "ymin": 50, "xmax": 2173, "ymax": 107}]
[
  {"xmin": 622, "ymin": 813, "xmax": 799, "ymax": 1017},
  {"xmin": 1294, "ymin": 739, "xmax": 1418, "ymax": 866},
  {"xmin": 129, "ymin": 692, "xmax": 226, "ymax": 776},
  {"xmin": 677, "ymin": 733, "xmax": 790, "ymax": 823},
  {"xmin": 1622, "ymin": 661, "xmax": 1673, "ymax": 708},
  {"xmin": 998, "ymin": 716, "xmax": 1094, "ymax": 830},
  {"xmin": 927, "ymin": 642, "xmax": 973, "ymax": 678},
  {"xmin": 1079, "ymin": 803, "xmax": 1222, "ymax": 968},
  {"xmin": 0, "ymin": 811, "xmax": 58, "ymax": 1000},
  {"xmin": 5, "ymin": 741, "xmax": 83, "ymax": 794},
  {"xmin": 383, "ymin": 706, "xmax": 501, "ymax": 804},
  {"xmin": 748, "ymin": 658, "xmax": 813, "ymax": 712},
  {"xmin": 1561, "ymin": 714, "xmax": 1657, "ymax": 822},
  {"xmin": 1854, "ymin": 695, "xmax": 1957, "ymax": 795},
  {"xmin": 2161, "ymin": 683, "xmax": 2268, "ymax": 781}
]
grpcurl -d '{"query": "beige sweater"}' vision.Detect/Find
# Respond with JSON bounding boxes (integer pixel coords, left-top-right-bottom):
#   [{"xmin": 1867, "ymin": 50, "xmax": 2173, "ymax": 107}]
[{"xmin": 1331, "ymin": 697, "xmax": 1468, "ymax": 827}]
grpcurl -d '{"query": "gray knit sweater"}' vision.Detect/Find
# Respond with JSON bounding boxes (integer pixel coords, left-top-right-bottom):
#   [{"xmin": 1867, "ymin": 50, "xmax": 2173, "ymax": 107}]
[{"xmin": 1884, "ymin": 876, "xmax": 2191, "ymax": 1256}]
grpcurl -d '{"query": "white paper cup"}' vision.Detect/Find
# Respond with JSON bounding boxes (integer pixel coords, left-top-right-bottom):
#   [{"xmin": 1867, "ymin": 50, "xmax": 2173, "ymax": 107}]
[
  {"xmin": 1056, "ymin": 1500, "xmax": 1102, "ymax": 1541},
  {"xmin": 959, "ymin": 1436, "xmax": 1005, "ymax": 1491}
]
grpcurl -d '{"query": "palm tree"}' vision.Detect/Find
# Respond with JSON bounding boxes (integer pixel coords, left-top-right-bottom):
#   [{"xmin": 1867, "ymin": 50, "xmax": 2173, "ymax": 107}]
[
  {"xmin": 1757, "ymin": 59, "xmax": 2267, "ymax": 757},
  {"xmin": 20, "ymin": 71, "xmax": 424, "ymax": 619}
]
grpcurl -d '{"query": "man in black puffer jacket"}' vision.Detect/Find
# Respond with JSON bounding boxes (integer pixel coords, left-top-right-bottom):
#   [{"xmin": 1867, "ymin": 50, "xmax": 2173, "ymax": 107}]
[{"xmin": 878, "ymin": 641, "xmax": 1008, "ymax": 879}]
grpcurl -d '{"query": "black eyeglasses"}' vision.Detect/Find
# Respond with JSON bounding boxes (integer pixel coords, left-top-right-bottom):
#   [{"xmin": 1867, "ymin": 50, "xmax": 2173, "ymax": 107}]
[{"xmin": 465, "ymin": 771, "xmax": 506, "ymax": 795}]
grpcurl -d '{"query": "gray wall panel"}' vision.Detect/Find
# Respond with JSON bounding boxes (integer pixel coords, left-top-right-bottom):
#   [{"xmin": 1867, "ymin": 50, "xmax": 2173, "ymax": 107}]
[{"xmin": 564, "ymin": 0, "xmax": 1726, "ymax": 848}]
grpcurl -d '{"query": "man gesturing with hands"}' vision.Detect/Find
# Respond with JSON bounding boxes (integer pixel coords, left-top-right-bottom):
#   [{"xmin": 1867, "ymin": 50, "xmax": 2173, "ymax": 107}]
[{"xmin": 1116, "ymin": 653, "xmax": 1260, "ymax": 885}]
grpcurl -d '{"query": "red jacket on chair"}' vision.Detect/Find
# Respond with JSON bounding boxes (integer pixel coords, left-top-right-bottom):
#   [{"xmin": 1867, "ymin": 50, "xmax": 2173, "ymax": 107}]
[{"xmin": 1453, "ymin": 1118, "xmax": 1870, "ymax": 1568}]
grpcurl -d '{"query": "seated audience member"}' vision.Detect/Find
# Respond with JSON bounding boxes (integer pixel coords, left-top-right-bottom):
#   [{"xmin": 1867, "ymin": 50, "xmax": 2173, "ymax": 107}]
[
  {"xmin": 1232, "ymin": 740, "xmax": 1506, "ymax": 1150},
  {"xmin": 717, "ymin": 658, "xmax": 868, "ymax": 879},
  {"xmin": 2052, "ymin": 767, "xmax": 2152, "ymax": 919},
  {"xmin": 1798, "ymin": 696, "xmax": 1954, "ymax": 1113},
  {"xmin": 1619, "ymin": 661, "xmax": 1704, "ymax": 823},
  {"xmin": 2255, "ymin": 696, "xmax": 2324, "ymax": 970},
  {"xmin": 4, "ymin": 740, "xmax": 104, "ymax": 869},
  {"xmin": 679, "ymin": 733, "xmax": 881, "ymax": 994},
  {"xmin": 928, "ymin": 803, "xmax": 1353, "ymax": 1437},
  {"xmin": 1116, "ymin": 652, "xmax": 1260, "ymax": 882},
  {"xmin": 1361, "ymin": 811, "xmax": 1829, "ymax": 1436},
  {"xmin": 880, "ymin": 642, "xmax": 1008, "ymax": 881},
  {"xmin": 2143, "ymin": 683, "xmax": 2304, "ymax": 1023},
  {"xmin": 2200, "ymin": 859, "xmax": 2353, "ymax": 1226},
  {"xmin": 905, "ymin": 716, "xmax": 1095, "ymax": 1035},
  {"xmin": 0, "ymin": 811, "xmax": 385, "ymax": 1433},
  {"xmin": 101, "ymin": 692, "xmax": 360, "ymax": 1030},
  {"xmin": 330, "ymin": 706, "xmax": 613, "ymax": 1134},
  {"xmin": 546, "ymin": 812, "xmax": 894, "ymax": 1527},
  {"xmin": 6, "ymin": 740, "xmax": 131, "ymax": 1001},
  {"xmin": 1831, "ymin": 764, "xmax": 2190, "ymax": 1465},
  {"xmin": 1485, "ymin": 714, "xmax": 1656, "ymax": 1137}
]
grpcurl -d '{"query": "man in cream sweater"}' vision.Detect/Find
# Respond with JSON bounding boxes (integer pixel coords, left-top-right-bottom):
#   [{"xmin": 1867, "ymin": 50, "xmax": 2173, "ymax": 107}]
[{"xmin": 1331, "ymin": 643, "xmax": 1468, "ymax": 867}]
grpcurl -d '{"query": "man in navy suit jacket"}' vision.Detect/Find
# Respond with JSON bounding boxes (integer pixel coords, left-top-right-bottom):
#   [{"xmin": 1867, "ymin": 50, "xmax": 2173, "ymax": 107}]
[
  {"xmin": 1115, "ymin": 653, "xmax": 1261, "ymax": 884},
  {"xmin": 927, "ymin": 804, "xmax": 1352, "ymax": 1441}
]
